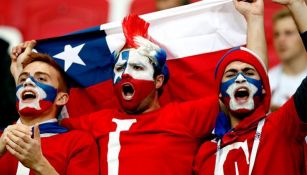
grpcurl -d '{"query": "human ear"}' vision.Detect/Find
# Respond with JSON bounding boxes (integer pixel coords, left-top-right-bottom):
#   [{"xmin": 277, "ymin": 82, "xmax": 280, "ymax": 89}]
[
  {"xmin": 55, "ymin": 92, "xmax": 69, "ymax": 106},
  {"xmin": 155, "ymin": 74, "xmax": 164, "ymax": 89}
]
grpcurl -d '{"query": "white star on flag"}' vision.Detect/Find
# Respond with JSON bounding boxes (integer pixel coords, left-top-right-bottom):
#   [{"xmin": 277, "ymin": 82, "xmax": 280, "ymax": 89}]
[{"xmin": 54, "ymin": 44, "xmax": 86, "ymax": 71}]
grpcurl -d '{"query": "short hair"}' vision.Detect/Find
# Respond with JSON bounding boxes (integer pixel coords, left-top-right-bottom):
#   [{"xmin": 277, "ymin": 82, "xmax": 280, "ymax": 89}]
[
  {"xmin": 22, "ymin": 52, "xmax": 69, "ymax": 93},
  {"xmin": 272, "ymin": 9, "xmax": 292, "ymax": 24}
]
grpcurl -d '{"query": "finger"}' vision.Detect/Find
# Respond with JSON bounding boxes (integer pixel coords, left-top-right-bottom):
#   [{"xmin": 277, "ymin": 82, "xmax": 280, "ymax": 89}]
[
  {"xmin": 33, "ymin": 124, "xmax": 41, "ymax": 142},
  {"xmin": 11, "ymin": 129, "xmax": 32, "ymax": 144},
  {"xmin": 24, "ymin": 40, "xmax": 36, "ymax": 54},
  {"xmin": 14, "ymin": 124, "xmax": 32, "ymax": 136},
  {"xmin": 5, "ymin": 125, "xmax": 32, "ymax": 138},
  {"xmin": 5, "ymin": 135, "xmax": 25, "ymax": 155},
  {"xmin": 6, "ymin": 144, "xmax": 24, "ymax": 161},
  {"xmin": 6, "ymin": 131, "xmax": 28, "ymax": 150}
]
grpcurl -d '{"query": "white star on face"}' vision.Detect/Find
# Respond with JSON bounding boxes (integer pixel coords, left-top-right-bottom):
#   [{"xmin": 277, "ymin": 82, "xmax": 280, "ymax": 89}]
[
  {"xmin": 53, "ymin": 44, "xmax": 86, "ymax": 72},
  {"xmin": 113, "ymin": 51, "xmax": 128, "ymax": 84}
]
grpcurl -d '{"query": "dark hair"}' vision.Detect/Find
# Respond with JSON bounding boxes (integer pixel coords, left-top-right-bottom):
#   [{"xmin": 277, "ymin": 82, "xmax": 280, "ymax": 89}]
[
  {"xmin": 22, "ymin": 53, "xmax": 69, "ymax": 93},
  {"xmin": 272, "ymin": 9, "xmax": 292, "ymax": 24}
]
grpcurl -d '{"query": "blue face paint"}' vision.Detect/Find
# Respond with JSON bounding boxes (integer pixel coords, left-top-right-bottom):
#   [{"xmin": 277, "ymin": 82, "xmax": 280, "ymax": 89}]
[
  {"xmin": 16, "ymin": 76, "xmax": 57, "ymax": 116},
  {"xmin": 113, "ymin": 50, "xmax": 129, "ymax": 84},
  {"xmin": 220, "ymin": 72, "xmax": 262, "ymax": 98}
]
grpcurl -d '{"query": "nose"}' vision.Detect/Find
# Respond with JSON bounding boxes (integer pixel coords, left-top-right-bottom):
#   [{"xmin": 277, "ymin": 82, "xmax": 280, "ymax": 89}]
[
  {"xmin": 23, "ymin": 77, "xmax": 36, "ymax": 87},
  {"xmin": 121, "ymin": 74, "xmax": 132, "ymax": 80},
  {"xmin": 235, "ymin": 73, "xmax": 246, "ymax": 84}
]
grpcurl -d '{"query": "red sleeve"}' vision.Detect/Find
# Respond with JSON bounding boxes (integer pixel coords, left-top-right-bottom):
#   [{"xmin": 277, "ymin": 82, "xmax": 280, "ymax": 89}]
[
  {"xmin": 61, "ymin": 114, "xmax": 95, "ymax": 134},
  {"xmin": 66, "ymin": 131, "xmax": 99, "ymax": 175},
  {"xmin": 178, "ymin": 95, "xmax": 219, "ymax": 138},
  {"xmin": 269, "ymin": 97, "xmax": 307, "ymax": 139}
]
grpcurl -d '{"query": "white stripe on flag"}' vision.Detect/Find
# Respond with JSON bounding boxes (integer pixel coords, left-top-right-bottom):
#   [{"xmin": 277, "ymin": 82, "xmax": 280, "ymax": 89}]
[{"xmin": 101, "ymin": 0, "xmax": 246, "ymax": 60}]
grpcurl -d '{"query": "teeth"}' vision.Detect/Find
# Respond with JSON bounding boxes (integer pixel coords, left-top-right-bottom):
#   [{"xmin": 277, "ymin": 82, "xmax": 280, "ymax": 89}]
[{"xmin": 24, "ymin": 91, "xmax": 35, "ymax": 95}]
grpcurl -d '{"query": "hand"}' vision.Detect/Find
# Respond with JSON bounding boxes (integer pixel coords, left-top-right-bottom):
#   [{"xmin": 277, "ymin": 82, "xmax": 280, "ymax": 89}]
[
  {"xmin": 234, "ymin": 0, "xmax": 264, "ymax": 21},
  {"xmin": 0, "ymin": 124, "xmax": 32, "ymax": 156},
  {"xmin": 10, "ymin": 40, "xmax": 36, "ymax": 83},
  {"xmin": 272, "ymin": 0, "xmax": 303, "ymax": 6},
  {"xmin": 5, "ymin": 124, "xmax": 46, "ymax": 171},
  {"xmin": 6, "ymin": 124, "xmax": 59, "ymax": 175}
]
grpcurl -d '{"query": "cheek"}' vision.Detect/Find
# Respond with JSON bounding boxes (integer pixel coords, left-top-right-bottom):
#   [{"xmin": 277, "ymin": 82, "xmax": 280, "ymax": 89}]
[{"xmin": 132, "ymin": 70, "xmax": 154, "ymax": 80}]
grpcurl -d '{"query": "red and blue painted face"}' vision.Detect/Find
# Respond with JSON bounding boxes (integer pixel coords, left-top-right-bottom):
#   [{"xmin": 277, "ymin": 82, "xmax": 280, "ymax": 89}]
[
  {"xmin": 220, "ymin": 61, "xmax": 263, "ymax": 116},
  {"xmin": 113, "ymin": 49, "xmax": 155, "ymax": 113},
  {"xmin": 16, "ymin": 76, "xmax": 57, "ymax": 116}
]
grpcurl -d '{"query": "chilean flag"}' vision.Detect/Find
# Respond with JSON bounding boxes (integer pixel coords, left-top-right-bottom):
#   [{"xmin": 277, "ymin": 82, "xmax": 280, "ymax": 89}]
[{"xmin": 34, "ymin": 0, "xmax": 247, "ymax": 118}]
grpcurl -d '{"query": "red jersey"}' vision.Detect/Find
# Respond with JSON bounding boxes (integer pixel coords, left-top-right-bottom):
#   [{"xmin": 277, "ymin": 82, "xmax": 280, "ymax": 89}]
[
  {"xmin": 0, "ymin": 129, "xmax": 99, "ymax": 175},
  {"xmin": 61, "ymin": 96, "xmax": 219, "ymax": 175},
  {"xmin": 194, "ymin": 97, "xmax": 306, "ymax": 175}
]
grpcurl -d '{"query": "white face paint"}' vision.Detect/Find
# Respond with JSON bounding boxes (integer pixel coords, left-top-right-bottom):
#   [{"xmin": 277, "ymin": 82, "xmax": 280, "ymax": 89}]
[
  {"xmin": 113, "ymin": 49, "xmax": 154, "ymax": 84},
  {"xmin": 16, "ymin": 77, "xmax": 47, "ymax": 110},
  {"xmin": 226, "ymin": 74, "xmax": 258, "ymax": 111}
]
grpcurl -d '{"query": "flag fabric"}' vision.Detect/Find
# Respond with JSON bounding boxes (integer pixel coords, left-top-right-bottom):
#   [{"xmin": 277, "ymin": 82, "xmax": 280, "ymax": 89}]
[{"xmin": 34, "ymin": 0, "xmax": 247, "ymax": 118}]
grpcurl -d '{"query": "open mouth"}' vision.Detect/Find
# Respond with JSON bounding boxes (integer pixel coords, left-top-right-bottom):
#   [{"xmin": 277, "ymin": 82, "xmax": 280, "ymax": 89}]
[
  {"xmin": 21, "ymin": 90, "xmax": 37, "ymax": 102},
  {"xmin": 234, "ymin": 87, "xmax": 249, "ymax": 104},
  {"xmin": 121, "ymin": 83, "xmax": 135, "ymax": 100}
]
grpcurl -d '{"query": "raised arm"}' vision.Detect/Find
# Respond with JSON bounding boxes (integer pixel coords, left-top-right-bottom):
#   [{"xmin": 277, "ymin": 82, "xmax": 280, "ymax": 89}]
[
  {"xmin": 234, "ymin": 0, "xmax": 268, "ymax": 67},
  {"xmin": 10, "ymin": 40, "xmax": 36, "ymax": 84},
  {"xmin": 272, "ymin": 0, "xmax": 307, "ymax": 50},
  {"xmin": 273, "ymin": 0, "xmax": 307, "ymax": 33}
]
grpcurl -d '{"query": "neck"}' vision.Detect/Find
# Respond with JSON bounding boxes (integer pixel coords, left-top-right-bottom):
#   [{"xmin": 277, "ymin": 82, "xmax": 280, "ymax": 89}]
[
  {"xmin": 229, "ymin": 113, "xmax": 242, "ymax": 128},
  {"xmin": 282, "ymin": 53, "xmax": 307, "ymax": 75},
  {"xmin": 142, "ymin": 92, "xmax": 161, "ymax": 114}
]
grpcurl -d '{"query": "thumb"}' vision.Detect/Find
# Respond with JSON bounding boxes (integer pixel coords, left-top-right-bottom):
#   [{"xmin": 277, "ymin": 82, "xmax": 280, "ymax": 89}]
[
  {"xmin": 34, "ymin": 124, "xmax": 41, "ymax": 142},
  {"xmin": 24, "ymin": 40, "xmax": 36, "ymax": 54}
]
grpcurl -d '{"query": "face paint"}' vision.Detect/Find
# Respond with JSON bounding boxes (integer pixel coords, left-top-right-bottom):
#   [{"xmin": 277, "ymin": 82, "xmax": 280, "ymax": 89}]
[
  {"xmin": 113, "ymin": 49, "xmax": 156, "ymax": 113},
  {"xmin": 16, "ymin": 76, "xmax": 57, "ymax": 116},
  {"xmin": 113, "ymin": 49, "xmax": 155, "ymax": 84},
  {"xmin": 220, "ymin": 73, "xmax": 262, "ymax": 116}
]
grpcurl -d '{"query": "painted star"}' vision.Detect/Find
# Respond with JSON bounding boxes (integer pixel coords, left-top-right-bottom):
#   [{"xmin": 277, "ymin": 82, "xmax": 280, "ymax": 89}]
[
  {"xmin": 53, "ymin": 44, "xmax": 86, "ymax": 71},
  {"xmin": 113, "ymin": 53, "xmax": 128, "ymax": 84}
]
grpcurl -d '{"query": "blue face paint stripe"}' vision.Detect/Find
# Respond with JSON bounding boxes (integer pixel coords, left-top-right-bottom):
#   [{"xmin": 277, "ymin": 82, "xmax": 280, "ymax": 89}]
[
  {"xmin": 220, "ymin": 73, "xmax": 262, "ymax": 97},
  {"xmin": 15, "ymin": 76, "xmax": 58, "ymax": 102}
]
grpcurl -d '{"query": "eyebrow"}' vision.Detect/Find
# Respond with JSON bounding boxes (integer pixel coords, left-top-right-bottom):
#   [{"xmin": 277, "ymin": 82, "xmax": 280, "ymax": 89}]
[
  {"xmin": 35, "ymin": 71, "xmax": 52, "ymax": 79},
  {"xmin": 18, "ymin": 72, "xmax": 30, "ymax": 79},
  {"xmin": 225, "ymin": 67, "xmax": 256, "ymax": 73}
]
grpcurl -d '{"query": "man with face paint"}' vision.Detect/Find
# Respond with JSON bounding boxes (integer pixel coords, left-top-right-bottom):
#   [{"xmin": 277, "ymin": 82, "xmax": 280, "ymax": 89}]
[
  {"xmin": 194, "ymin": 48, "xmax": 307, "ymax": 174},
  {"xmin": 60, "ymin": 14, "xmax": 221, "ymax": 175},
  {"xmin": 194, "ymin": 0, "xmax": 307, "ymax": 174},
  {"xmin": 0, "ymin": 45, "xmax": 99, "ymax": 175}
]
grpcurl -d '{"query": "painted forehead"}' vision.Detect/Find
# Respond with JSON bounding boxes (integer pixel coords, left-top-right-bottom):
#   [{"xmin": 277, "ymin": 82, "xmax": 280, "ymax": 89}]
[{"xmin": 116, "ymin": 49, "xmax": 151, "ymax": 65}]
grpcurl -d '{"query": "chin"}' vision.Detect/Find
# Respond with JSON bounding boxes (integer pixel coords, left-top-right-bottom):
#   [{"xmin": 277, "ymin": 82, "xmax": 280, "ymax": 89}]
[{"xmin": 229, "ymin": 108, "xmax": 254, "ymax": 120}]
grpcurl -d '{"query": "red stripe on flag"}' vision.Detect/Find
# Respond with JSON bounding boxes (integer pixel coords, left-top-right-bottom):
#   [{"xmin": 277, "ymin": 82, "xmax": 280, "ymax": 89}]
[{"xmin": 67, "ymin": 79, "xmax": 119, "ymax": 118}]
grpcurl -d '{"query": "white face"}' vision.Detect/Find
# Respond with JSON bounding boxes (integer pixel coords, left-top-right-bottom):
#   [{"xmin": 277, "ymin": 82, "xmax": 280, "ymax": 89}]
[
  {"xmin": 273, "ymin": 16, "xmax": 306, "ymax": 62},
  {"xmin": 113, "ymin": 49, "xmax": 155, "ymax": 84},
  {"xmin": 16, "ymin": 77, "xmax": 47, "ymax": 110},
  {"xmin": 226, "ymin": 74, "xmax": 258, "ymax": 111}
]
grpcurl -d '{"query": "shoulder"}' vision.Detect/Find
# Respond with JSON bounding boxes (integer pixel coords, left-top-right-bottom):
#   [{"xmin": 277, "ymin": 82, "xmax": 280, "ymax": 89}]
[
  {"xmin": 268, "ymin": 64, "xmax": 282, "ymax": 78},
  {"xmin": 54, "ymin": 130, "xmax": 96, "ymax": 145}
]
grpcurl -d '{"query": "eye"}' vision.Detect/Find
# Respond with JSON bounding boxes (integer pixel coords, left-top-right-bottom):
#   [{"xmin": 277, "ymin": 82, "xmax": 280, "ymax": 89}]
[
  {"xmin": 244, "ymin": 70, "xmax": 255, "ymax": 76},
  {"xmin": 225, "ymin": 73, "xmax": 236, "ymax": 78},
  {"xmin": 35, "ymin": 75, "xmax": 47, "ymax": 82},
  {"xmin": 133, "ymin": 65, "xmax": 144, "ymax": 71},
  {"xmin": 18, "ymin": 77, "xmax": 27, "ymax": 84},
  {"xmin": 115, "ymin": 66, "xmax": 124, "ymax": 72}
]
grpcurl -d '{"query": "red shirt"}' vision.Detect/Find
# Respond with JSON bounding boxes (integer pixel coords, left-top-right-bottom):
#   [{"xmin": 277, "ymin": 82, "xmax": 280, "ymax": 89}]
[
  {"xmin": 194, "ymin": 97, "xmax": 307, "ymax": 175},
  {"xmin": 62, "ymin": 96, "xmax": 219, "ymax": 175}
]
